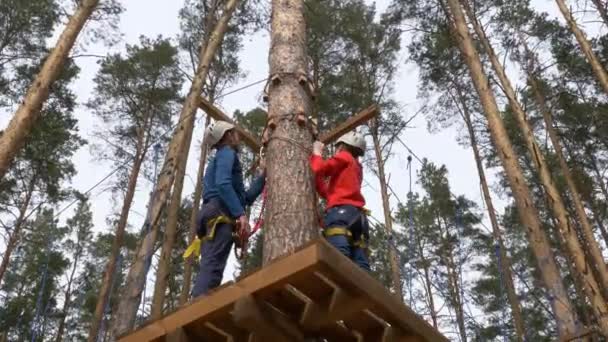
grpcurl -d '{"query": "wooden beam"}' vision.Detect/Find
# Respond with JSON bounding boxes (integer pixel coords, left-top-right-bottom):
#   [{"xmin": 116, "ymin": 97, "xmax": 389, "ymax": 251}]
[
  {"xmin": 318, "ymin": 105, "xmax": 379, "ymax": 144},
  {"xmin": 165, "ymin": 328, "xmax": 192, "ymax": 342},
  {"xmin": 232, "ymin": 295, "xmax": 305, "ymax": 341},
  {"xmin": 118, "ymin": 242, "xmax": 320, "ymax": 342},
  {"xmin": 295, "ymin": 273, "xmax": 368, "ymax": 330},
  {"xmin": 198, "ymin": 97, "xmax": 262, "ymax": 152},
  {"xmin": 316, "ymin": 239, "xmax": 449, "ymax": 342}
]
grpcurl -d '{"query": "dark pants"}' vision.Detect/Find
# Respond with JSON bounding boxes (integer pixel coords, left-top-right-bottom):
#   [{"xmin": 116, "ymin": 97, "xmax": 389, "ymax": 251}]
[
  {"xmin": 324, "ymin": 205, "xmax": 370, "ymax": 271},
  {"xmin": 192, "ymin": 200, "xmax": 234, "ymax": 298}
]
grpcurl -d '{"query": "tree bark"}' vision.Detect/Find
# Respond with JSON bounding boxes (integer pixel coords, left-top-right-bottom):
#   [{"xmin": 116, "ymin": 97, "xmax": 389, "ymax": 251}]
[
  {"xmin": 150, "ymin": 120, "xmax": 194, "ymax": 319},
  {"xmin": 456, "ymin": 89, "xmax": 525, "ymax": 341},
  {"xmin": 111, "ymin": 0, "xmax": 240, "ymax": 336},
  {"xmin": 0, "ymin": 179, "xmax": 35, "ymax": 286},
  {"xmin": 0, "ymin": 0, "xmax": 99, "ymax": 180},
  {"xmin": 461, "ymin": 0, "xmax": 608, "ymax": 332},
  {"xmin": 87, "ymin": 147, "xmax": 145, "ymax": 342},
  {"xmin": 555, "ymin": 0, "xmax": 608, "ymax": 96},
  {"xmin": 445, "ymin": 0, "xmax": 579, "ymax": 337},
  {"xmin": 262, "ymin": 0, "xmax": 318, "ymax": 264},
  {"xmin": 179, "ymin": 116, "xmax": 210, "ymax": 305},
  {"xmin": 370, "ymin": 121, "xmax": 403, "ymax": 300}
]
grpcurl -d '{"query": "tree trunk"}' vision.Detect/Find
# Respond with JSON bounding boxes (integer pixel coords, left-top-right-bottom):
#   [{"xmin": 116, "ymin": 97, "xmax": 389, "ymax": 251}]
[
  {"xmin": 527, "ymin": 68, "xmax": 608, "ymax": 293},
  {"xmin": 150, "ymin": 121, "xmax": 194, "ymax": 319},
  {"xmin": 555, "ymin": 0, "xmax": 608, "ymax": 96},
  {"xmin": 55, "ymin": 242, "xmax": 83, "ymax": 342},
  {"xmin": 417, "ymin": 239, "xmax": 438, "ymax": 329},
  {"xmin": 591, "ymin": 0, "xmax": 608, "ymax": 27},
  {"xmin": 179, "ymin": 116, "xmax": 210, "ymax": 305},
  {"xmin": 445, "ymin": 0, "xmax": 579, "ymax": 337},
  {"xmin": 0, "ymin": 0, "xmax": 99, "ymax": 180},
  {"xmin": 461, "ymin": 0, "xmax": 608, "ymax": 332},
  {"xmin": 436, "ymin": 217, "xmax": 467, "ymax": 342},
  {"xmin": 370, "ymin": 122, "xmax": 403, "ymax": 300},
  {"xmin": 87, "ymin": 150, "xmax": 145, "ymax": 342},
  {"xmin": 456, "ymin": 89, "xmax": 525, "ymax": 341},
  {"xmin": 111, "ymin": 0, "xmax": 239, "ymax": 336},
  {"xmin": 262, "ymin": 0, "xmax": 317, "ymax": 264},
  {"xmin": 0, "ymin": 178, "xmax": 35, "ymax": 286}
]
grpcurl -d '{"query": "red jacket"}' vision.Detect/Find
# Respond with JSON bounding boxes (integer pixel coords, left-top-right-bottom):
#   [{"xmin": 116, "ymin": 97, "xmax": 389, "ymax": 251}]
[{"xmin": 310, "ymin": 151, "xmax": 365, "ymax": 209}]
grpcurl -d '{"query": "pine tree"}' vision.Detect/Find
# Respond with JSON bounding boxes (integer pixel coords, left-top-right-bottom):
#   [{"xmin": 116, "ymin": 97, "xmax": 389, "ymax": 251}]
[
  {"xmin": 0, "ymin": 60, "xmax": 83, "ymax": 287},
  {"xmin": 87, "ymin": 36, "xmax": 183, "ymax": 341}
]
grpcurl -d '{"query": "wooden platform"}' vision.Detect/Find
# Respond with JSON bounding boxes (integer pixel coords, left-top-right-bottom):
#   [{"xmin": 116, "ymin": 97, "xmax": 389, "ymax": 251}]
[{"xmin": 118, "ymin": 239, "xmax": 448, "ymax": 342}]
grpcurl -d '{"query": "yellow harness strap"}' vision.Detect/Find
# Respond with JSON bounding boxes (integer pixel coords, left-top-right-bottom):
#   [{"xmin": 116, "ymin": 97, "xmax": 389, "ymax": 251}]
[
  {"xmin": 323, "ymin": 227, "xmax": 367, "ymax": 249},
  {"xmin": 183, "ymin": 215, "xmax": 236, "ymax": 260}
]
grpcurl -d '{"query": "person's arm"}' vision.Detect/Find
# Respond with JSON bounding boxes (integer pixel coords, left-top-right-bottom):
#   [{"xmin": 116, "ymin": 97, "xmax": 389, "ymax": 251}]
[
  {"xmin": 309, "ymin": 151, "xmax": 350, "ymax": 176},
  {"xmin": 314, "ymin": 171, "xmax": 329, "ymax": 199},
  {"xmin": 244, "ymin": 173, "xmax": 265, "ymax": 206},
  {"xmin": 215, "ymin": 148, "xmax": 245, "ymax": 217}
]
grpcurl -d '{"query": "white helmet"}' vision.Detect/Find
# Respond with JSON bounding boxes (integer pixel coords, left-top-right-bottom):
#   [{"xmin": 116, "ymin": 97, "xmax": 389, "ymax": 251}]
[
  {"xmin": 336, "ymin": 131, "xmax": 366, "ymax": 154},
  {"xmin": 206, "ymin": 121, "xmax": 235, "ymax": 147}
]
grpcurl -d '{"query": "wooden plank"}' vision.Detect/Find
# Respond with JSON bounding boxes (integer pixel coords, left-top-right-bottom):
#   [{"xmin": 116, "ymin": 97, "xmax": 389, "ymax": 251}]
[
  {"xmin": 315, "ymin": 239, "xmax": 449, "ymax": 342},
  {"xmin": 119, "ymin": 242, "xmax": 321, "ymax": 342},
  {"xmin": 198, "ymin": 97, "xmax": 262, "ymax": 152},
  {"xmin": 232, "ymin": 295, "xmax": 305, "ymax": 341},
  {"xmin": 318, "ymin": 105, "xmax": 379, "ymax": 144},
  {"xmin": 295, "ymin": 273, "xmax": 369, "ymax": 330},
  {"xmin": 165, "ymin": 327, "xmax": 192, "ymax": 342}
]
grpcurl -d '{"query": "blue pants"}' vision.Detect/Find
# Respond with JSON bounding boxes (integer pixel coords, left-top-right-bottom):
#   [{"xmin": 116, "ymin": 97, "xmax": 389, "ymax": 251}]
[
  {"xmin": 192, "ymin": 200, "xmax": 234, "ymax": 298},
  {"xmin": 324, "ymin": 205, "xmax": 370, "ymax": 271}
]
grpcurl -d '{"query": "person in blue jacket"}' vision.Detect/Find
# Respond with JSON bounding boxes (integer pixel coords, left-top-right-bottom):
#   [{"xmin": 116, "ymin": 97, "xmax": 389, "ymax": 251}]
[{"xmin": 192, "ymin": 120, "xmax": 265, "ymax": 297}]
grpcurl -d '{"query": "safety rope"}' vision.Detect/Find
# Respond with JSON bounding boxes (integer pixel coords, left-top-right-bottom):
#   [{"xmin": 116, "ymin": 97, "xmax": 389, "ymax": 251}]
[{"xmin": 407, "ymin": 155, "xmax": 415, "ymax": 307}]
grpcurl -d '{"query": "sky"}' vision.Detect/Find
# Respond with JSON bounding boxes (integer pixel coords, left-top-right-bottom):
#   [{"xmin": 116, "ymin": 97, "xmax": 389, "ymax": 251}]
[{"xmin": 2, "ymin": 0, "xmax": 593, "ymax": 322}]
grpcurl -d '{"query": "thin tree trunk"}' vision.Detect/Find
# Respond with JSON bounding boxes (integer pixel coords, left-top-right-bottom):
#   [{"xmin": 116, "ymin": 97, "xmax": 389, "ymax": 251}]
[
  {"xmin": 555, "ymin": 0, "xmax": 608, "ymax": 96},
  {"xmin": 461, "ymin": 0, "xmax": 608, "ymax": 332},
  {"xmin": 370, "ymin": 122, "xmax": 403, "ymax": 300},
  {"xmin": 436, "ymin": 217, "xmax": 467, "ymax": 342},
  {"xmin": 0, "ymin": 178, "xmax": 35, "ymax": 286},
  {"xmin": 179, "ymin": 116, "xmax": 210, "ymax": 305},
  {"xmin": 455, "ymin": 89, "xmax": 525, "ymax": 341},
  {"xmin": 444, "ymin": 0, "xmax": 579, "ymax": 337},
  {"xmin": 262, "ymin": 0, "xmax": 318, "ymax": 264},
  {"xmin": 55, "ymin": 242, "xmax": 83, "ymax": 342},
  {"xmin": 527, "ymin": 66, "xmax": 608, "ymax": 291},
  {"xmin": 87, "ymin": 148, "xmax": 145, "ymax": 342},
  {"xmin": 0, "ymin": 0, "xmax": 99, "ymax": 180},
  {"xmin": 417, "ymin": 239, "xmax": 439, "ymax": 329},
  {"xmin": 111, "ymin": 0, "xmax": 239, "ymax": 336},
  {"xmin": 150, "ymin": 121, "xmax": 194, "ymax": 319},
  {"xmin": 591, "ymin": 0, "xmax": 608, "ymax": 27}
]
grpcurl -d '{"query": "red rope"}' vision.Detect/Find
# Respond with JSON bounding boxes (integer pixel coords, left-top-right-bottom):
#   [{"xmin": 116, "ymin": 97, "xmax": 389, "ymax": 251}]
[{"xmin": 250, "ymin": 186, "xmax": 267, "ymax": 235}]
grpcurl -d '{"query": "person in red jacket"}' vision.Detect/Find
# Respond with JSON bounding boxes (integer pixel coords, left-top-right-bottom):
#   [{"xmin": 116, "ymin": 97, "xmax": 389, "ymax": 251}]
[{"xmin": 310, "ymin": 131, "xmax": 370, "ymax": 271}]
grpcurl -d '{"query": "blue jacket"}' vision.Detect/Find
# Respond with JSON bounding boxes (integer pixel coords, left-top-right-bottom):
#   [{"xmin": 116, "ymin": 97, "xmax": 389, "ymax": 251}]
[{"xmin": 202, "ymin": 146, "xmax": 265, "ymax": 218}]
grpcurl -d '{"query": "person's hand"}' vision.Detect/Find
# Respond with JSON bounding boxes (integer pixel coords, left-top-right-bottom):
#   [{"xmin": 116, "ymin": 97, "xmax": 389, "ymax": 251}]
[
  {"xmin": 313, "ymin": 141, "xmax": 325, "ymax": 156},
  {"xmin": 237, "ymin": 215, "xmax": 251, "ymax": 235}
]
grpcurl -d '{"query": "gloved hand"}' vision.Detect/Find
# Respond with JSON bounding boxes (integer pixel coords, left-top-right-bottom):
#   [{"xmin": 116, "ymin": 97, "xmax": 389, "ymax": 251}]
[
  {"xmin": 237, "ymin": 215, "xmax": 251, "ymax": 236},
  {"xmin": 313, "ymin": 141, "xmax": 325, "ymax": 156}
]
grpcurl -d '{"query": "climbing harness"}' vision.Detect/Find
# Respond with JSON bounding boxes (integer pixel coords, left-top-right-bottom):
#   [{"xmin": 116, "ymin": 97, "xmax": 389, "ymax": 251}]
[
  {"xmin": 322, "ymin": 207, "xmax": 371, "ymax": 249},
  {"xmin": 183, "ymin": 187, "xmax": 268, "ymax": 261},
  {"xmin": 183, "ymin": 215, "xmax": 236, "ymax": 259}
]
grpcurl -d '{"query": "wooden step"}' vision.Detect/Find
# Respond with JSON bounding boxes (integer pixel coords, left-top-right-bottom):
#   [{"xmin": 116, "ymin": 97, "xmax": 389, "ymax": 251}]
[{"xmin": 117, "ymin": 239, "xmax": 448, "ymax": 342}]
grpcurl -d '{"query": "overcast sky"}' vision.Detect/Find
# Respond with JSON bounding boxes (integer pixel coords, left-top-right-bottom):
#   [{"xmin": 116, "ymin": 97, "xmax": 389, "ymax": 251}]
[{"xmin": 4, "ymin": 0, "xmax": 591, "ymax": 310}]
